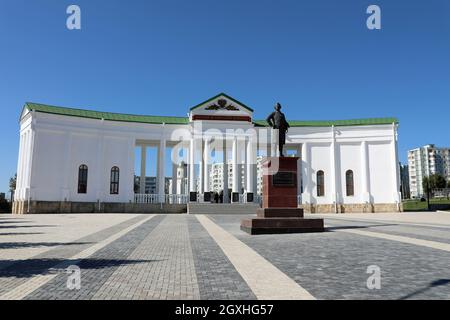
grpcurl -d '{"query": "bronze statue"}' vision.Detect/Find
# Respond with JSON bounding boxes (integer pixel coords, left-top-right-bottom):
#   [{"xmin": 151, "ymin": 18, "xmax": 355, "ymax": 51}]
[{"xmin": 266, "ymin": 102, "xmax": 290, "ymax": 157}]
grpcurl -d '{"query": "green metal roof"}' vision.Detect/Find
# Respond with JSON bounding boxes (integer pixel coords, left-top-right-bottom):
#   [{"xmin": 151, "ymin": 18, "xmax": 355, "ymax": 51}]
[
  {"xmin": 189, "ymin": 92, "xmax": 254, "ymax": 112},
  {"xmin": 23, "ymin": 102, "xmax": 189, "ymax": 125},
  {"xmin": 23, "ymin": 102, "xmax": 398, "ymax": 127},
  {"xmin": 254, "ymin": 118, "xmax": 399, "ymax": 127}
]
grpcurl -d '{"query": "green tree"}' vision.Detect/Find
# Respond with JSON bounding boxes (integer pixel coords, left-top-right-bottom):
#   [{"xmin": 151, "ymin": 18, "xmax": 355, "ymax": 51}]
[
  {"xmin": 432, "ymin": 174, "xmax": 447, "ymax": 189},
  {"xmin": 423, "ymin": 174, "xmax": 447, "ymax": 195}
]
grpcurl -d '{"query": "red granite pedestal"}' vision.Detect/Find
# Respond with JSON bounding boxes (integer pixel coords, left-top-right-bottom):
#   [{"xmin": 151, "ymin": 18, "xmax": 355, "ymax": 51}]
[{"xmin": 240, "ymin": 157, "xmax": 324, "ymax": 235}]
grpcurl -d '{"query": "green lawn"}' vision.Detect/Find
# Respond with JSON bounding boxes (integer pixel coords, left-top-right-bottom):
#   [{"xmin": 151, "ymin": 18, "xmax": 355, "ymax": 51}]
[{"xmin": 403, "ymin": 198, "xmax": 450, "ymax": 212}]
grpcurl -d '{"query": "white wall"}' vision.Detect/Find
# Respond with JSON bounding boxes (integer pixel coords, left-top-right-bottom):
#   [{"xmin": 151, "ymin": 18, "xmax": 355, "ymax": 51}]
[
  {"xmin": 309, "ymin": 143, "xmax": 332, "ymax": 205},
  {"xmin": 368, "ymin": 141, "xmax": 395, "ymax": 203},
  {"xmin": 16, "ymin": 109, "xmax": 399, "ymax": 207},
  {"xmin": 32, "ymin": 129, "xmax": 66, "ymax": 201},
  {"xmin": 15, "ymin": 113, "xmax": 33, "ymax": 201},
  {"xmin": 289, "ymin": 124, "xmax": 398, "ymax": 206},
  {"xmin": 18, "ymin": 111, "xmax": 179, "ymax": 203},
  {"xmin": 337, "ymin": 143, "xmax": 362, "ymax": 204}
]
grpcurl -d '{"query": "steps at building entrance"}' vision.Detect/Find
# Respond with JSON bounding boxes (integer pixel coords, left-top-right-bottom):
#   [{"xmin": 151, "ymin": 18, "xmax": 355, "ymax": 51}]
[{"xmin": 187, "ymin": 203, "xmax": 260, "ymax": 215}]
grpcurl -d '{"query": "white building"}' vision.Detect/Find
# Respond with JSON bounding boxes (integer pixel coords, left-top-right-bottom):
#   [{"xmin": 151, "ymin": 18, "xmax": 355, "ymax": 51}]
[
  {"xmin": 13, "ymin": 93, "xmax": 401, "ymax": 214},
  {"xmin": 134, "ymin": 176, "xmax": 172, "ymax": 195},
  {"xmin": 208, "ymin": 161, "xmax": 245, "ymax": 194},
  {"xmin": 408, "ymin": 144, "xmax": 450, "ymax": 198},
  {"xmin": 208, "ymin": 156, "xmax": 265, "ymax": 196}
]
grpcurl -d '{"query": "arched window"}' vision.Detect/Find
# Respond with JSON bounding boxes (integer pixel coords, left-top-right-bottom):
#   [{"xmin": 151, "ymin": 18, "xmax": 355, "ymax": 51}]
[
  {"xmin": 346, "ymin": 170, "xmax": 354, "ymax": 196},
  {"xmin": 317, "ymin": 170, "xmax": 325, "ymax": 197},
  {"xmin": 78, "ymin": 165, "xmax": 88, "ymax": 194},
  {"xmin": 110, "ymin": 166, "xmax": 120, "ymax": 195}
]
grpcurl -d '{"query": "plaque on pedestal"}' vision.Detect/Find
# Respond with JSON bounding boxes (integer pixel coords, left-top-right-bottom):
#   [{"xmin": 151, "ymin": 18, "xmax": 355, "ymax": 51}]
[{"xmin": 240, "ymin": 157, "xmax": 324, "ymax": 235}]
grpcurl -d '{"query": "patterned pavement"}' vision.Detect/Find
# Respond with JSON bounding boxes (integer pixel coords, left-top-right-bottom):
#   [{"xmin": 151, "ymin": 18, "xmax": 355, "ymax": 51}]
[{"xmin": 0, "ymin": 212, "xmax": 449, "ymax": 300}]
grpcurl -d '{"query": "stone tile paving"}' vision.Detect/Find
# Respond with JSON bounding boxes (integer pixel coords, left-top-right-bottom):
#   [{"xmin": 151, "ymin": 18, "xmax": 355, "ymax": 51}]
[
  {"xmin": 188, "ymin": 216, "xmax": 256, "ymax": 300},
  {"xmin": 92, "ymin": 215, "xmax": 200, "ymax": 300},
  {"xmin": 324, "ymin": 217, "xmax": 450, "ymax": 244},
  {"xmin": 209, "ymin": 214, "xmax": 450, "ymax": 300},
  {"xmin": 0, "ymin": 214, "xmax": 148, "ymax": 296},
  {"xmin": 0, "ymin": 214, "xmax": 140, "ymax": 261},
  {"xmin": 24, "ymin": 215, "xmax": 165, "ymax": 300},
  {"xmin": 1, "ymin": 213, "xmax": 450, "ymax": 300}
]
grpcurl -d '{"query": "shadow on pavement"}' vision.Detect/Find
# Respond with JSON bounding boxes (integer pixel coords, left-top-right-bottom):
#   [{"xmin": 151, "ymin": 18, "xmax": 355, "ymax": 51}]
[
  {"xmin": 0, "ymin": 225, "xmax": 57, "ymax": 229},
  {"xmin": 398, "ymin": 279, "xmax": 450, "ymax": 300},
  {"xmin": 0, "ymin": 232, "xmax": 44, "ymax": 236},
  {"xmin": 325, "ymin": 224, "xmax": 398, "ymax": 232},
  {"xmin": 0, "ymin": 258, "xmax": 159, "ymax": 278},
  {"xmin": 0, "ymin": 242, "xmax": 93, "ymax": 250},
  {"xmin": 0, "ymin": 220, "xmax": 33, "ymax": 224}
]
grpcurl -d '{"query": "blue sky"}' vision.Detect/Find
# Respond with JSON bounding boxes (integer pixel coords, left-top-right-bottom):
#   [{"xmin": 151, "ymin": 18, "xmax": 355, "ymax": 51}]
[{"xmin": 0, "ymin": 0, "xmax": 449, "ymax": 195}]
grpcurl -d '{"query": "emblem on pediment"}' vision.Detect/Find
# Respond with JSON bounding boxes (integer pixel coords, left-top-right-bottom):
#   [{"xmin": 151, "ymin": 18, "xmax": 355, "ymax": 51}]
[{"xmin": 205, "ymin": 99, "xmax": 239, "ymax": 111}]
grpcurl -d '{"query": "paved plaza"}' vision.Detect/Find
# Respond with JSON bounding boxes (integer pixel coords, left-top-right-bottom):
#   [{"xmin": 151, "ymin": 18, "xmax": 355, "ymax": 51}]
[{"xmin": 0, "ymin": 212, "xmax": 450, "ymax": 300}]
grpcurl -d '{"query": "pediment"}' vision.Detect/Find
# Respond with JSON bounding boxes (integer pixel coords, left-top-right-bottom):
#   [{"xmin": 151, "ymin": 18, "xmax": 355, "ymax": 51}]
[
  {"xmin": 19, "ymin": 104, "xmax": 32, "ymax": 122},
  {"xmin": 189, "ymin": 93, "xmax": 253, "ymax": 120}
]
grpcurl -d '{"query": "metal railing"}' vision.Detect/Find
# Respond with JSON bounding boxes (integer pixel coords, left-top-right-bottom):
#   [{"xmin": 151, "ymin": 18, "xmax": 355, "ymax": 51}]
[
  {"xmin": 134, "ymin": 193, "xmax": 266, "ymax": 205},
  {"xmin": 134, "ymin": 194, "xmax": 188, "ymax": 204},
  {"xmin": 134, "ymin": 194, "xmax": 159, "ymax": 204},
  {"xmin": 166, "ymin": 194, "xmax": 189, "ymax": 204}
]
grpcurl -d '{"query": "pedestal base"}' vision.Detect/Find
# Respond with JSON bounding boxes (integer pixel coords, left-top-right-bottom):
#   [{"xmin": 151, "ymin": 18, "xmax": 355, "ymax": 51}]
[
  {"xmin": 241, "ymin": 208, "xmax": 325, "ymax": 235},
  {"xmin": 244, "ymin": 157, "xmax": 325, "ymax": 235}
]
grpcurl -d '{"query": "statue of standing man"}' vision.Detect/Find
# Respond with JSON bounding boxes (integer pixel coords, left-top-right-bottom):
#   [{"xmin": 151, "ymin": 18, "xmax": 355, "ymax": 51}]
[{"xmin": 266, "ymin": 102, "xmax": 290, "ymax": 157}]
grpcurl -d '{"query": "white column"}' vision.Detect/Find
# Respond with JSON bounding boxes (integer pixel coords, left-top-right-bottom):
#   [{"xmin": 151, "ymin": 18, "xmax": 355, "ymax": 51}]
[
  {"xmin": 15, "ymin": 133, "xmax": 24, "ymax": 199},
  {"xmin": 189, "ymin": 138, "xmax": 195, "ymax": 193},
  {"xmin": 361, "ymin": 141, "xmax": 371, "ymax": 203},
  {"xmin": 223, "ymin": 138, "xmax": 229, "ymax": 203},
  {"xmin": 20, "ymin": 132, "xmax": 29, "ymax": 196},
  {"xmin": 198, "ymin": 139, "xmax": 204, "ymax": 194},
  {"xmin": 296, "ymin": 144, "xmax": 302, "ymax": 198},
  {"xmin": 330, "ymin": 126, "xmax": 338, "ymax": 212},
  {"xmin": 157, "ymin": 139, "xmax": 166, "ymax": 202},
  {"xmin": 266, "ymin": 130, "xmax": 272, "ymax": 158},
  {"xmin": 22, "ymin": 126, "xmax": 36, "ymax": 211},
  {"xmin": 176, "ymin": 166, "xmax": 182, "ymax": 195},
  {"xmin": 171, "ymin": 162, "xmax": 177, "ymax": 195},
  {"xmin": 391, "ymin": 123, "xmax": 401, "ymax": 206},
  {"xmin": 203, "ymin": 138, "xmax": 210, "ymax": 193},
  {"xmin": 237, "ymin": 138, "xmax": 244, "ymax": 194},
  {"xmin": 61, "ymin": 132, "xmax": 73, "ymax": 201},
  {"xmin": 232, "ymin": 137, "xmax": 239, "ymax": 195},
  {"xmin": 95, "ymin": 132, "xmax": 105, "ymax": 204},
  {"xmin": 25, "ymin": 129, "xmax": 34, "ymax": 211},
  {"xmin": 126, "ymin": 137, "xmax": 135, "ymax": 202},
  {"xmin": 18, "ymin": 132, "xmax": 28, "ymax": 199},
  {"xmin": 246, "ymin": 137, "xmax": 255, "ymax": 194},
  {"xmin": 301, "ymin": 142, "xmax": 311, "ymax": 203},
  {"xmin": 140, "ymin": 145, "xmax": 147, "ymax": 194},
  {"xmin": 271, "ymin": 129, "xmax": 278, "ymax": 157},
  {"xmin": 253, "ymin": 158, "xmax": 258, "ymax": 196},
  {"xmin": 28, "ymin": 127, "xmax": 37, "ymax": 186}
]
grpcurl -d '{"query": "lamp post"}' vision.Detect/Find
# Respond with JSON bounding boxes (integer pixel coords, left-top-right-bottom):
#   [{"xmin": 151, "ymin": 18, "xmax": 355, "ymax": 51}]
[{"xmin": 427, "ymin": 178, "xmax": 431, "ymax": 211}]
